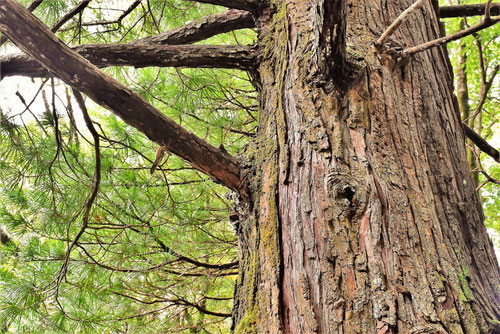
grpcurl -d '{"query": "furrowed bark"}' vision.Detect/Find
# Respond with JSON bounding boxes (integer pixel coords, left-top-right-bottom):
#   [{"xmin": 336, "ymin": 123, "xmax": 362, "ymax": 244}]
[
  {"xmin": 0, "ymin": 44, "xmax": 257, "ymax": 78},
  {"xmin": 133, "ymin": 9, "xmax": 255, "ymax": 45},
  {"xmin": 439, "ymin": 3, "xmax": 500, "ymax": 18},
  {"xmin": 233, "ymin": 0, "xmax": 500, "ymax": 332},
  {"xmin": 0, "ymin": 0, "xmax": 248, "ymax": 198}
]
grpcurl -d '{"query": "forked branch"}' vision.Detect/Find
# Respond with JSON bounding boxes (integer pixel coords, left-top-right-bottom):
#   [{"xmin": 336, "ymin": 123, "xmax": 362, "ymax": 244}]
[
  {"xmin": 0, "ymin": 0, "xmax": 248, "ymax": 199},
  {"xmin": 375, "ymin": 0, "xmax": 500, "ymax": 58},
  {"xmin": 50, "ymin": 0, "xmax": 90, "ymax": 33}
]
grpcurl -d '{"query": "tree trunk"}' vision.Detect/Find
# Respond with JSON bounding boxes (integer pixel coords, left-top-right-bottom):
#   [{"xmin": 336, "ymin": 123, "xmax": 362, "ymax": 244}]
[
  {"xmin": 232, "ymin": 0, "xmax": 500, "ymax": 333},
  {"xmin": 454, "ymin": 19, "xmax": 479, "ymax": 187}
]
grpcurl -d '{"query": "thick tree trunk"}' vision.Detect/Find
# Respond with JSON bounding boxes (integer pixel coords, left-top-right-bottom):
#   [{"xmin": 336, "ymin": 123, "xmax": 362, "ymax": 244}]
[{"xmin": 233, "ymin": 0, "xmax": 500, "ymax": 333}]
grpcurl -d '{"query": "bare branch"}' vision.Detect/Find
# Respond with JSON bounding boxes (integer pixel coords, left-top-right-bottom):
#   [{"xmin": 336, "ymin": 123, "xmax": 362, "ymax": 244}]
[
  {"xmin": 462, "ymin": 122, "xmax": 500, "ymax": 163},
  {"xmin": 51, "ymin": 0, "xmax": 90, "ymax": 33},
  {"xmin": 0, "ymin": 44, "xmax": 257, "ymax": 78},
  {"xmin": 133, "ymin": 9, "xmax": 254, "ymax": 45},
  {"xmin": 402, "ymin": 16, "xmax": 500, "ymax": 57},
  {"xmin": 74, "ymin": 0, "xmax": 141, "ymax": 28},
  {"xmin": 439, "ymin": 3, "xmax": 500, "ymax": 18},
  {"xmin": 485, "ymin": 0, "xmax": 494, "ymax": 20},
  {"xmin": 192, "ymin": 0, "xmax": 259, "ymax": 12},
  {"xmin": 0, "ymin": 0, "xmax": 248, "ymax": 198}
]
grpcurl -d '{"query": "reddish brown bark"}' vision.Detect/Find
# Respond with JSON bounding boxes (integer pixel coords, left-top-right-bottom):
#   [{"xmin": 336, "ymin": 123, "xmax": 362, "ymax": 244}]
[
  {"xmin": 232, "ymin": 0, "xmax": 500, "ymax": 333},
  {"xmin": 1, "ymin": 0, "xmax": 499, "ymax": 332}
]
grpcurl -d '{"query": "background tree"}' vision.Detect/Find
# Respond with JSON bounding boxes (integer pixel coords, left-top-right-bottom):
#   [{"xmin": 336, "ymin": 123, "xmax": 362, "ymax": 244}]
[{"xmin": 0, "ymin": 0, "xmax": 498, "ymax": 333}]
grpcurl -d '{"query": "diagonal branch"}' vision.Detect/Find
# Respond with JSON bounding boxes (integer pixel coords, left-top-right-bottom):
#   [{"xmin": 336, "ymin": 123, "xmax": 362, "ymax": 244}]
[
  {"xmin": 376, "ymin": 0, "xmax": 427, "ymax": 47},
  {"xmin": 51, "ymin": 0, "xmax": 90, "ymax": 33},
  {"xmin": 462, "ymin": 122, "xmax": 500, "ymax": 163},
  {"xmin": 0, "ymin": 226, "xmax": 11, "ymax": 244},
  {"xmin": 0, "ymin": 44, "xmax": 257, "ymax": 78},
  {"xmin": 439, "ymin": 3, "xmax": 500, "ymax": 18},
  {"xmin": 0, "ymin": 0, "xmax": 248, "ymax": 199},
  {"xmin": 402, "ymin": 15, "xmax": 500, "ymax": 57},
  {"xmin": 0, "ymin": 0, "xmax": 43, "ymax": 46}
]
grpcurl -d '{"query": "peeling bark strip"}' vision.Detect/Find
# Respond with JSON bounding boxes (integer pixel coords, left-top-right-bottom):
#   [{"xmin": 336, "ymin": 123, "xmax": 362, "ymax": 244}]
[
  {"xmin": 0, "ymin": 0, "xmax": 247, "ymax": 198},
  {"xmin": 0, "ymin": 44, "xmax": 257, "ymax": 78}
]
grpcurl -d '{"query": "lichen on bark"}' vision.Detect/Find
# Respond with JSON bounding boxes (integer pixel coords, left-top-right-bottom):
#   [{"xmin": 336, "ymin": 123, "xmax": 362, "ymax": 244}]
[{"xmin": 232, "ymin": 0, "xmax": 500, "ymax": 333}]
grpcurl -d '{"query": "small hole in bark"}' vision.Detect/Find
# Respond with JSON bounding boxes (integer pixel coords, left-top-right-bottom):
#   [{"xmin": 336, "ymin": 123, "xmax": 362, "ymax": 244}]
[{"xmin": 338, "ymin": 186, "xmax": 355, "ymax": 205}]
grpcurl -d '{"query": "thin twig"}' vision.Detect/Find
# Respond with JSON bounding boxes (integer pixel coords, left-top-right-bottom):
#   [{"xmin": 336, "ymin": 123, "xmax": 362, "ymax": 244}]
[
  {"xmin": 376, "ymin": 0, "xmax": 427, "ymax": 46},
  {"xmin": 47, "ymin": 79, "xmax": 63, "ymax": 212},
  {"xmin": 69, "ymin": 0, "xmax": 140, "ymax": 28},
  {"xmin": 56, "ymin": 89, "xmax": 101, "ymax": 287},
  {"xmin": 51, "ymin": 0, "xmax": 91, "ymax": 33},
  {"xmin": 403, "ymin": 15, "xmax": 500, "ymax": 57}
]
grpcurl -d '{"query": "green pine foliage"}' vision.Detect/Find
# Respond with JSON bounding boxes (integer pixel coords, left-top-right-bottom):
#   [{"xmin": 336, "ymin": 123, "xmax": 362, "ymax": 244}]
[{"xmin": 0, "ymin": 1, "xmax": 256, "ymax": 332}]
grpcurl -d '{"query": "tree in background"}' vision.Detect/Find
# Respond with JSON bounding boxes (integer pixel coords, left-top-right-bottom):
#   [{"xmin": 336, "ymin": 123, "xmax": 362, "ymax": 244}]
[{"xmin": 0, "ymin": 0, "xmax": 499, "ymax": 333}]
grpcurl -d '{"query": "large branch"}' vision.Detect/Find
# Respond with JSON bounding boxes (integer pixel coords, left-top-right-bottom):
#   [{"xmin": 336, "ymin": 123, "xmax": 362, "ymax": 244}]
[
  {"xmin": 0, "ymin": 44, "xmax": 257, "ymax": 78},
  {"xmin": 192, "ymin": 0, "xmax": 259, "ymax": 12},
  {"xmin": 0, "ymin": 0, "xmax": 43, "ymax": 46},
  {"xmin": 0, "ymin": 0, "xmax": 248, "ymax": 198},
  {"xmin": 439, "ymin": 3, "xmax": 500, "ymax": 18},
  {"xmin": 133, "ymin": 9, "xmax": 254, "ymax": 45}
]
